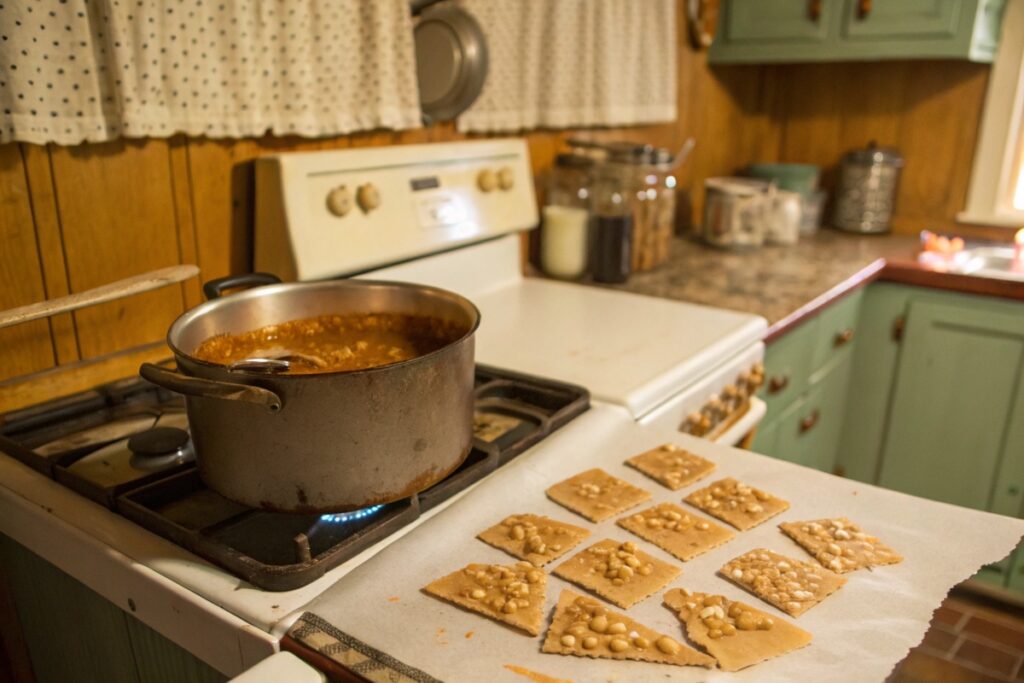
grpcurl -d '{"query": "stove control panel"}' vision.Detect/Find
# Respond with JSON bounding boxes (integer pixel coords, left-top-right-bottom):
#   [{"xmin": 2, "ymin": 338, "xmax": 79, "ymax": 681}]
[
  {"xmin": 254, "ymin": 139, "xmax": 538, "ymax": 281},
  {"xmin": 639, "ymin": 343, "xmax": 766, "ymax": 444},
  {"xmin": 682, "ymin": 362, "xmax": 764, "ymax": 438}
]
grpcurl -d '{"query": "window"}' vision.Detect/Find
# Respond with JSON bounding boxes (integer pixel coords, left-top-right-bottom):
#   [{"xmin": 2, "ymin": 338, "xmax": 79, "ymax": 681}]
[{"xmin": 961, "ymin": 0, "xmax": 1024, "ymax": 227}]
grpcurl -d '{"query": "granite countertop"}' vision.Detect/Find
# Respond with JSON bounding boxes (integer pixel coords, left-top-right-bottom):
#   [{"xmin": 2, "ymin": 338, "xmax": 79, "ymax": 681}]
[{"xmin": 583, "ymin": 230, "xmax": 1023, "ymax": 341}]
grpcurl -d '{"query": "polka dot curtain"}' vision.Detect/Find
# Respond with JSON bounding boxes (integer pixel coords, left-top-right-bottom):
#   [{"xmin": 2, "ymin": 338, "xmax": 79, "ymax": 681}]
[
  {"xmin": 455, "ymin": 0, "xmax": 677, "ymax": 133},
  {"xmin": 0, "ymin": 0, "xmax": 422, "ymax": 144}
]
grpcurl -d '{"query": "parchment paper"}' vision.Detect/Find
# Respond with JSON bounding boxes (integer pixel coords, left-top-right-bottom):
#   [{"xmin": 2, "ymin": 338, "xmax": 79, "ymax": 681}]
[{"xmin": 300, "ymin": 405, "xmax": 1024, "ymax": 682}]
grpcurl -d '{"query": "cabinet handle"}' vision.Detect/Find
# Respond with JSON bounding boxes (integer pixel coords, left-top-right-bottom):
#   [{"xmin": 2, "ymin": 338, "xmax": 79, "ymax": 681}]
[
  {"xmin": 800, "ymin": 409, "xmax": 820, "ymax": 434},
  {"xmin": 768, "ymin": 376, "xmax": 789, "ymax": 394},
  {"xmin": 834, "ymin": 328, "xmax": 854, "ymax": 348},
  {"xmin": 808, "ymin": 0, "xmax": 822, "ymax": 21},
  {"xmin": 857, "ymin": 0, "xmax": 872, "ymax": 19},
  {"xmin": 892, "ymin": 315, "xmax": 906, "ymax": 342}
]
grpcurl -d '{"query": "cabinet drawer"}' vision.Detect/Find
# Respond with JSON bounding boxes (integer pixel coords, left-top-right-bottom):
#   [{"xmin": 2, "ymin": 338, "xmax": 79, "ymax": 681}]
[
  {"xmin": 761, "ymin": 322, "xmax": 816, "ymax": 421},
  {"xmin": 774, "ymin": 353, "xmax": 852, "ymax": 473},
  {"xmin": 811, "ymin": 288, "xmax": 863, "ymax": 376},
  {"xmin": 726, "ymin": 1, "xmax": 835, "ymax": 43},
  {"xmin": 842, "ymin": 0, "xmax": 962, "ymax": 41}
]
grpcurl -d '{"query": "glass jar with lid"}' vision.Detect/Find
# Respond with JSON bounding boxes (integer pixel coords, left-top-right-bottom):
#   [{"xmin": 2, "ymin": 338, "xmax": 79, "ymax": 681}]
[
  {"xmin": 648, "ymin": 147, "xmax": 678, "ymax": 268},
  {"xmin": 603, "ymin": 143, "xmax": 658, "ymax": 273},
  {"xmin": 589, "ymin": 155, "xmax": 634, "ymax": 283},
  {"xmin": 540, "ymin": 154, "xmax": 593, "ymax": 280}
]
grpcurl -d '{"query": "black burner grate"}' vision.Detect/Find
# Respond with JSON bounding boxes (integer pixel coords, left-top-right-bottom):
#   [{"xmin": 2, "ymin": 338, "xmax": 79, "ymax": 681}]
[{"xmin": 0, "ymin": 364, "xmax": 588, "ymax": 591}]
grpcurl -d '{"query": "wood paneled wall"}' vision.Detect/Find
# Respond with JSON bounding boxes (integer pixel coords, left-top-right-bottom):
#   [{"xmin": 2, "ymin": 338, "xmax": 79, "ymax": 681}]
[
  {"xmin": 770, "ymin": 59, "xmax": 993, "ymax": 238},
  {"xmin": 0, "ymin": 15, "xmax": 1000, "ymax": 411}
]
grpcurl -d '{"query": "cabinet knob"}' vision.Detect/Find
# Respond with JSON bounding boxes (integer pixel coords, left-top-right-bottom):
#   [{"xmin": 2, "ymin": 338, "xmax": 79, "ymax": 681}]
[
  {"xmin": 768, "ymin": 375, "xmax": 789, "ymax": 395},
  {"xmin": 834, "ymin": 328, "xmax": 855, "ymax": 347},
  {"xmin": 857, "ymin": 0, "xmax": 872, "ymax": 19},
  {"xmin": 808, "ymin": 0, "xmax": 822, "ymax": 21},
  {"xmin": 800, "ymin": 409, "xmax": 820, "ymax": 434}
]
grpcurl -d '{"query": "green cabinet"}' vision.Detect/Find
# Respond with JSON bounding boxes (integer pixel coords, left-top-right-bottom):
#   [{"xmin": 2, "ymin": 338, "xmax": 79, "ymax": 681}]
[
  {"xmin": 877, "ymin": 300, "xmax": 1024, "ymax": 511},
  {"xmin": 724, "ymin": 1, "xmax": 835, "ymax": 43},
  {"xmin": 841, "ymin": 0, "xmax": 963, "ymax": 41},
  {"xmin": 754, "ymin": 288, "xmax": 863, "ymax": 473},
  {"xmin": 835, "ymin": 283, "xmax": 1024, "ymax": 595},
  {"xmin": 0, "ymin": 534, "xmax": 226, "ymax": 683},
  {"xmin": 709, "ymin": 0, "xmax": 1006, "ymax": 64}
]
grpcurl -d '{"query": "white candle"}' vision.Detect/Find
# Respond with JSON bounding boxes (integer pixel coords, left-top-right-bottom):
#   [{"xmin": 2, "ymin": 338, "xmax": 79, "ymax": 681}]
[{"xmin": 541, "ymin": 205, "xmax": 589, "ymax": 279}]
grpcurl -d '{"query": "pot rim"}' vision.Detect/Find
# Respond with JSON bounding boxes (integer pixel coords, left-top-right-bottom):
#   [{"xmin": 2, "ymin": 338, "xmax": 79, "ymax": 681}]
[{"xmin": 165, "ymin": 278, "xmax": 481, "ymax": 380}]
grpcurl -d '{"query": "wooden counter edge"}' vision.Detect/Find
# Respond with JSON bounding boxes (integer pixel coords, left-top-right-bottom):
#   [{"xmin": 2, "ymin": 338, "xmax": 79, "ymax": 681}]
[{"xmin": 764, "ymin": 258, "xmax": 1024, "ymax": 344}]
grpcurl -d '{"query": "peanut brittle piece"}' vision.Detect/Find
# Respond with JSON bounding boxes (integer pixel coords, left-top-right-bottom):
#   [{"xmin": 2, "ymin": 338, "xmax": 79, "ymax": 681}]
[
  {"xmin": 553, "ymin": 539, "xmax": 680, "ymax": 609},
  {"xmin": 719, "ymin": 548, "xmax": 846, "ymax": 617},
  {"xmin": 477, "ymin": 514, "xmax": 591, "ymax": 566},
  {"xmin": 664, "ymin": 588, "xmax": 812, "ymax": 671},
  {"xmin": 625, "ymin": 444, "xmax": 716, "ymax": 491},
  {"xmin": 542, "ymin": 589, "xmax": 714, "ymax": 668},
  {"xmin": 617, "ymin": 502, "xmax": 734, "ymax": 562},
  {"xmin": 684, "ymin": 477, "xmax": 789, "ymax": 531},
  {"xmin": 546, "ymin": 468, "xmax": 651, "ymax": 523},
  {"xmin": 779, "ymin": 518, "xmax": 903, "ymax": 573},
  {"xmin": 422, "ymin": 562, "xmax": 547, "ymax": 635}
]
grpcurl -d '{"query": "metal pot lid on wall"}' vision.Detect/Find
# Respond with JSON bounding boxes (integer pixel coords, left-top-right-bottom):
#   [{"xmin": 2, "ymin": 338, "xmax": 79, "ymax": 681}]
[{"xmin": 412, "ymin": 0, "xmax": 489, "ymax": 124}]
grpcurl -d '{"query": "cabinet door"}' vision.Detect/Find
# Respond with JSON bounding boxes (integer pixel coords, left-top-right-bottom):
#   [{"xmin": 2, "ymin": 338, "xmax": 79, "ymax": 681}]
[
  {"xmin": 843, "ymin": 0, "xmax": 962, "ymax": 40},
  {"xmin": 837, "ymin": 283, "xmax": 911, "ymax": 483},
  {"xmin": 726, "ymin": 1, "xmax": 835, "ymax": 42},
  {"xmin": 878, "ymin": 301, "xmax": 1024, "ymax": 511}
]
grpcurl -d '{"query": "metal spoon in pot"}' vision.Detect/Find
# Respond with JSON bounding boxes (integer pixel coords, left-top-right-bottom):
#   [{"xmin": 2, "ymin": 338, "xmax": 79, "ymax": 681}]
[{"xmin": 228, "ymin": 352, "xmax": 327, "ymax": 374}]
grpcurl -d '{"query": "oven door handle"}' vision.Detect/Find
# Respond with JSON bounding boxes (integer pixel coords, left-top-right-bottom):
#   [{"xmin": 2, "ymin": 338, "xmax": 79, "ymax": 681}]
[{"xmin": 139, "ymin": 363, "xmax": 283, "ymax": 413}]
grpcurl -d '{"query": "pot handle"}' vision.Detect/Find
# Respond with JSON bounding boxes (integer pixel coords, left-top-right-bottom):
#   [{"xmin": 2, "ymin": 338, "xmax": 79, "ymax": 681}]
[
  {"xmin": 139, "ymin": 363, "xmax": 283, "ymax": 413},
  {"xmin": 202, "ymin": 272, "xmax": 282, "ymax": 300}
]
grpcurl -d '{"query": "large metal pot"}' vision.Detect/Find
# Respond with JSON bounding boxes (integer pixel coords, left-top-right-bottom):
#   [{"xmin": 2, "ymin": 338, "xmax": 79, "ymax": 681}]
[{"xmin": 140, "ymin": 273, "xmax": 480, "ymax": 513}]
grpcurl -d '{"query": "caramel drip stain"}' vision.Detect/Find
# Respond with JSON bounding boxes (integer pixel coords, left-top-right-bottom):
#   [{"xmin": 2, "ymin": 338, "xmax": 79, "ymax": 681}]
[
  {"xmin": 464, "ymin": 631, "xmax": 474, "ymax": 639},
  {"xmin": 435, "ymin": 627, "xmax": 448, "ymax": 645},
  {"xmin": 503, "ymin": 664, "xmax": 573, "ymax": 683},
  {"xmin": 387, "ymin": 596, "xmax": 400, "ymax": 603}
]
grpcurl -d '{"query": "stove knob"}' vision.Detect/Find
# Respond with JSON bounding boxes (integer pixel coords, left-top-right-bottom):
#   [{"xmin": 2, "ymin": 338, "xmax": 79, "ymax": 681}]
[
  {"xmin": 705, "ymin": 394, "xmax": 724, "ymax": 417},
  {"xmin": 356, "ymin": 183, "xmax": 381, "ymax": 213},
  {"xmin": 684, "ymin": 411, "xmax": 703, "ymax": 435},
  {"xmin": 477, "ymin": 169, "xmax": 497, "ymax": 193},
  {"xmin": 722, "ymin": 384, "xmax": 739, "ymax": 402},
  {"xmin": 326, "ymin": 185, "xmax": 353, "ymax": 217},
  {"xmin": 497, "ymin": 166, "xmax": 515, "ymax": 191}
]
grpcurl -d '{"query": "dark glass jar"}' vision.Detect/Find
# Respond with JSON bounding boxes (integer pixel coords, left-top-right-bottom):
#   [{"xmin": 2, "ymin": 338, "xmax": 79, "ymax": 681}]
[{"xmin": 589, "ymin": 160, "xmax": 633, "ymax": 284}]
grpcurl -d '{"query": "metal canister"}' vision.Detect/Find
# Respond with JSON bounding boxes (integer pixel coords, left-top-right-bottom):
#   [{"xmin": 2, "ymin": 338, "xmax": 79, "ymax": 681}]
[{"xmin": 833, "ymin": 143, "xmax": 904, "ymax": 234}]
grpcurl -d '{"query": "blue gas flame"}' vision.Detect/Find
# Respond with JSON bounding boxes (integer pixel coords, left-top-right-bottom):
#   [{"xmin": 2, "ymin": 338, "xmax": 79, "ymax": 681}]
[{"xmin": 319, "ymin": 504, "xmax": 385, "ymax": 524}]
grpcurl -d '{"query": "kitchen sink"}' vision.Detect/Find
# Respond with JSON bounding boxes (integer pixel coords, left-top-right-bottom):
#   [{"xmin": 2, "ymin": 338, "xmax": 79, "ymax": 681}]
[{"xmin": 957, "ymin": 246, "xmax": 1024, "ymax": 281}]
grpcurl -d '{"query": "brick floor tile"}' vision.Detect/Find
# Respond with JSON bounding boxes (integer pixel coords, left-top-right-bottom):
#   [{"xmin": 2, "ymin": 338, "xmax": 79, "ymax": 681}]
[
  {"xmin": 891, "ymin": 650, "xmax": 1006, "ymax": 683},
  {"xmin": 935, "ymin": 604, "xmax": 968, "ymax": 630},
  {"xmin": 955, "ymin": 637, "xmax": 1022, "ymax": 677},
  {"xmin": 922, "ymin": 628, "xmax": 960, "ymax": 654},
  {"xmin": 963, "ymin": 615, "xmax": 1024, "ymax": 653}
]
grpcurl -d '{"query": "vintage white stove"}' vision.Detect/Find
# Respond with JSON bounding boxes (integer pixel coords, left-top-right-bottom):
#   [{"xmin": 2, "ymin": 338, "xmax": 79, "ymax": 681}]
[
  {"xmin": 0, "ymin": 139, "xmax": 773, "ymax": 679},
  {"xmin": 255, "ymin": 139, "xmax": 768, "ymax": 442}
]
